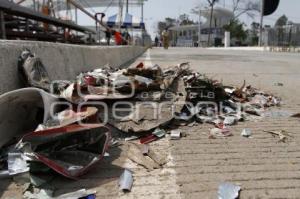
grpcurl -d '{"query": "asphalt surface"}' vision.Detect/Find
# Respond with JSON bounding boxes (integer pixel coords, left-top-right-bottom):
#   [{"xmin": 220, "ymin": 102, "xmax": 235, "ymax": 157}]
[{"xmin": 1, "ymin": 47, "xmax": 300, "ymax": 199}]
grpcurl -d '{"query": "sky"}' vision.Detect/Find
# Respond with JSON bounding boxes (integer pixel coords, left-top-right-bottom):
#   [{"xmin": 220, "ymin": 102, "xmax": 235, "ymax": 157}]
[{"xmin": 77, "ymin": 0, "xmax": 300, "ymax": 38}]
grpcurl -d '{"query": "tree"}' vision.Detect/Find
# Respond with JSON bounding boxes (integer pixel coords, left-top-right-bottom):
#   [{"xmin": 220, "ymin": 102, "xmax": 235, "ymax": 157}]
[
  {"xmin": 157, "ymin": 17, "xmax": 176, "ymax": 34},
  {"xmin": 179, "ymin": 14, "xmax": 195, "ymax": 26},
  {"xmin": 275, "ymin": 15, "xmax": 288, "ymax": 46},
  {"xmin": 251, "ymin": 22, "xmax": 260, "ymax": 30},
  {"xmin": 231, "ymin": 0, "xmax": 260, "ymax": 19},
  {"xmin": 223, "ymin": 19, "xmax": 247, "ymax": 44},
  {"xmin": 221, "ymin": 0, "xmax": 259, "ymax": 46},
  {"xmin": 157, "ymin": 17, "xmax": 177, "ymax": 41},
  {"xmin": 250, "ymin": 22, "xmax": 260, "ymax": 45},
  {"xmin": 275, "ymin": 15, "xmax": 288, "ymax": 27},
  {"xmin": 207, "ymin": 0, "xmax": 219, "ymax": 46},
  {"xmin": 157, "ymin": 22, "xmax": 167, "ymax": 34},
  {"xmin": 165, "ymin": 17, "xmax": 177, "ymax": 27}
]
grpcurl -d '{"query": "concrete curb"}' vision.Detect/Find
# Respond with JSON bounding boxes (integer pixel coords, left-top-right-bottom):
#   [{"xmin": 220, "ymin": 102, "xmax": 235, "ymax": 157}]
[
  {"xmin": 0, "ymin": 40, "xmax": 146, "ymax": 94},
  {"xmin": 207, "ymin": 46, "xmax": 300, "ymax": 53},
  {"xmin": 207, "ymin": 47, "xmax": 268, "ymax": 51}
]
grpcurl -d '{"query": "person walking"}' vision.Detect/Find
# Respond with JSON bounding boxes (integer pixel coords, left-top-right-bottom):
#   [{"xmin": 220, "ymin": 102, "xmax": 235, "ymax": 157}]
[
  {"xmin": 105, "ymin": 29, "xmax": 111, "ymax": 46},
  {"xmin": 98, "ymin": 12, "xmax": 122, "ymax": 46},
  {"xmin": 154, "ymin": 36, "xmax": 159, "ymax": 47},
  {"xmin": 162, "ymin": 28, "xmax": 170, "ymax": 49},
  {"xmin": 122, "ymin": 29, "xmax": 131, "ymax": 45},
  {"xmin": 113, "ymin": 30, "xmax": 123, "ymax": 45}
]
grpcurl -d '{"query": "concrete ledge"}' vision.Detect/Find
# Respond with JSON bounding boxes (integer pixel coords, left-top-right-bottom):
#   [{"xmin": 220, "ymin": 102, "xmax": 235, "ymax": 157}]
[
  {"xmin": 0, "ymin": 40, "xmax": 146, "ymax": 94},
  {"xmin": 269, "ymin": 46, "xmax": 300, "ymax": 53},
  {"xmin": 207, "ymin": 46, "xmax": 269, "ymax": 51},
  {"xmin": 207, "ymin": 46, "xmax": 300, "ymax": 53}
]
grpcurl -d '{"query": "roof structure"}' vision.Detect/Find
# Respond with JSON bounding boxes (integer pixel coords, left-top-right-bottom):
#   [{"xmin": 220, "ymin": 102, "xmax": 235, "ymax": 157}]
[
  {"xmin": 18, "ymin": 0, "xmax": 148, "ymax": 10},
  {"xmin": 104, "ymin": 13, "xmax": 145, "ymax": 29},
  {"xmin": 170, "ymin": 7, "xmax": 234, "ymax": 31}
]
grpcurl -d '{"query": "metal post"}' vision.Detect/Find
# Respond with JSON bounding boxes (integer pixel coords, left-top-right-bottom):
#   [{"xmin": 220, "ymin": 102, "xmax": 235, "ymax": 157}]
[
  {"xmin": 95, "ymin": 13, "xmax": 102, "ymax": 44},
  {"xmin": 32, "ymin": 0, "xmax": 36, "ymax": 11},
  {"xmin": 288, "ymin": 24, "xmax": 292, "ymax": 46},
  {"xmin": 259, "ymin": 0, "xmax": 265, "ymax": 46},
  {"xmin": 66, "ymin": 0, "xmax": 71, "ymax": 20},
  {"xmin": 118, "ymin": 0, "xmax": 123, "ymax": 31},
  {"xmin": 37, "ymin": 0, "xmax": 40, "ymax": 12},
  {"xmin": 95, "ymin": 18, "xmax": 98, "ymax": 44},
  {"xmin": 67, "ymin": 0, "xmax": 107, "ymax": 32},
  {"xmin": 16, "ymin": 0, "xmax": 26, "ymax": 4},
  {"xmin": 0, "ymin": 11, "xmax": 6, "ymax": 39},
  {"xmin": 88, "ymin": 33, "xmax": 92, "ymax": 45},
  {"xmin": 75, "ymin": 7, "xmax": 78, "ymax": 24},
  {"xmin": 126, "ymin": 0, "xmax": 129, "ymax": 14},
  {"xmin": 75, "ymin": 7, "xmax": 78, "ymax": 36},
  {"xmin": 141, "ymin": 2, "xmax": 144, "ymax": 23},
  {"xmin": 198, "ymin": 8, "xmax": 201, "ymax": 47},
  {"xmin": 207, "ymin": 3, "xmax": 214, "ymax": 47},
  {"xmin": 141, "ymin": 1, "xmax": 144, "ymax": 46},
  {"xmin": 26, "ymin": 19, "xmax": 29, "ymax": 32}
]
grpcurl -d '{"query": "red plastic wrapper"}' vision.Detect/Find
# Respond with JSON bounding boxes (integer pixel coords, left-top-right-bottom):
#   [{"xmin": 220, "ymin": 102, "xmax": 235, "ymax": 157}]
[
  {"xmin": 140, "ymin": 134, "xmax": 158, "ymax": 144},
  {"xmin": 84, "ymin": 75, "xmax": 97, "ymax": 86},
  {"xmin": 21, "ymin": 124, "xmax": 111, "ymax": 179}
]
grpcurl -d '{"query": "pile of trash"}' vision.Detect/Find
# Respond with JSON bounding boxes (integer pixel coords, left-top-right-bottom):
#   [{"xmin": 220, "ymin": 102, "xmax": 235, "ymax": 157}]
[{"xmin": 0, "ymin": 50, "xmax": 281, "ymax": 197}]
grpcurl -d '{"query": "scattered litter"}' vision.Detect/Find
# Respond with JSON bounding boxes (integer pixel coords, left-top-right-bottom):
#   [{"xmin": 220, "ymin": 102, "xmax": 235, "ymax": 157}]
[
  {"xmin": 274, "ymin": 82, "xmax": 284, "ymax": 86},
  {"xmin": 152, "ymin": 128, "xmax": 166, "ymax": 138},
  {"xmin": 241, "ymin": 129, "xmax": 252, "ymax": 138},
  {"xmin": 8, "ymin": 152, "xmax": 29, "ymax": 175},
  {"xmin": 24, "ymin": 188, "xmax": 96, "ymax": 199},
  {"xmin": 291, "ymin": 113, "xmax": 300, "ymax": 118},
  {"xmin": 170, "ymin": 130, "xmax": 181, "ymax": 140},
  {"xmin": 23, "ymin": 188, "xmax": 54, "ymax": 199},
  {"xmin": 0, "ymin": 88, "xmax": 59, "ymax": 148},
  {"xmin": 109, "ymin": 138, "xmax": 121, "ymax": 147},
  {"xmin": 13, "ymin": 172, "xmax": 31, "ymax": 185},
  {"xmin": 187, "ymin": 121, "xmax": 197, "ymax": 127},
  {"xmin": 223, "ymin": 106, "xmax": 236, "ymax": 114},
  {"xmin": 264, "ymin": 130, "xmax": 293, "ymax": 142},
  {"xmin": 30, "ymin": 174, "xmax": 53, "ymax": 187},
  {"xmin": 125, "ymin": 135, "xmax": 140, "ymax": 141},
  {"xmin": 127, "ymin": 143, "xmax": 166, "ymax": 170},
  {"xmin": 19, "ymin": 124, "xmax": 111, "ymax": 179},
  {"xmin": 213, "ymin": 119, "xmax": 224, "ymax": 129},
  {"xmin": 223, "ymin": 117, "xmax": 237, "ymax": 126},
  {"xmin": 42, "ymin": 107, "xmax": 99, "ymax": 129},
  {"xmin": 209, "ymin": 128, "xmax": 232, "ymax": 139},
  {"xmin": 0, "ymin": 170, "xmax": 10, "ymax": 178},
  {"xmin": 0, "ymin": 51, "xmax": 285, "ymax": 197},
  {"xmin": 140, "ymin": 134, "xmax": 158, "ymax": 144},
  {"xmin": 127, "ymin": 143, "xmax": 160, "ymax": 171},
  {"xmin": 146, "ymin": 148, "xmax": 168, "ymax": 166},
  {"xmin": 218, "ymin": 182, "xmax": 241, "ymax": 199},
  {"xmin": 18, "ymin": 49, "xmax": 51, "ymax": 91},
  {"xmin": 142, "ymin": 144, "xmax": 149, "ymax": 156},
  {"xmin": 225, "ymin": 87, "xmax": 235, "ymax": 94},
  {"xmin": 56, "ymin": 189, "xmax": 96, "ymax": 199},
  {"xmin": 80, "ymin": 194, "xmax": 96, "ymax": 199},
  {"xmin": 119, "ymin": 169, "xmax": 133, "ymax": 192}
]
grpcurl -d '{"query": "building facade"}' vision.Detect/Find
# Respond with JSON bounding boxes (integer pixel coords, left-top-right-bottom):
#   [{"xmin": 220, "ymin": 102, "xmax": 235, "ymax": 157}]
[{"xmin": 169, "ymin": 7, "xmax": 233, "ymax": 47}]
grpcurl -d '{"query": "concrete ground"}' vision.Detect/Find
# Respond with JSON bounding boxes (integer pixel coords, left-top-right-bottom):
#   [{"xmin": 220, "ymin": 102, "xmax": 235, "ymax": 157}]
[{"xmin": 1, "ymin": 47, "xmax": 300, "ymax": 199}]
